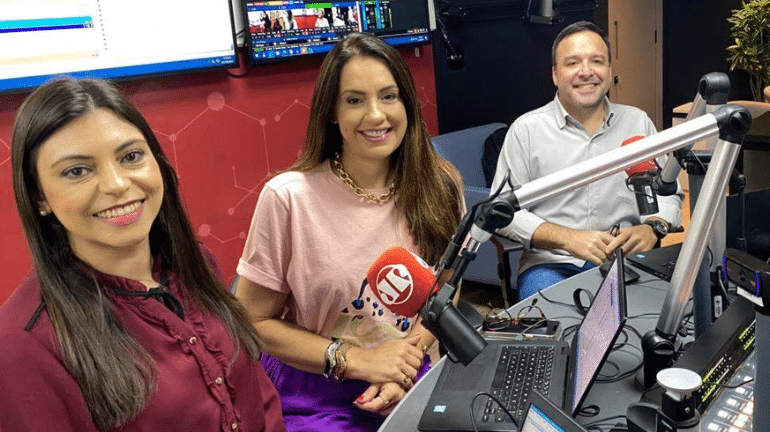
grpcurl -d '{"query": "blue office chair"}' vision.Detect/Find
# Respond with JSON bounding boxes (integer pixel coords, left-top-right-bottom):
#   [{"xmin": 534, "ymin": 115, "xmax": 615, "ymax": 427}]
[{"xmin": 431, "ymin": 123, "xmax": 524, "ymax": 306}]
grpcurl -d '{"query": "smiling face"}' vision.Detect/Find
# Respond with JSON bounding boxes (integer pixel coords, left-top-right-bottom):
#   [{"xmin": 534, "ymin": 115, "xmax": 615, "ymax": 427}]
[
  {"xmin": 552, "ymin": 30, "xmax": 611, "ymax": 117},
  {"xmin": 334, "ymin": 55, "xmax": 407, "ymax": 168},
  {"xmin": 34, "ymin": 108, "xmax": 164, "ymax": 264}
]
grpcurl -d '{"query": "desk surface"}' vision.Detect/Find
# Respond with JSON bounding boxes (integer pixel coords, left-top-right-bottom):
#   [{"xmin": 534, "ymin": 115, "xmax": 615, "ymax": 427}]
[{"xmin": 379, "ymin": 265, "xmax": 672, "ymax": 431}]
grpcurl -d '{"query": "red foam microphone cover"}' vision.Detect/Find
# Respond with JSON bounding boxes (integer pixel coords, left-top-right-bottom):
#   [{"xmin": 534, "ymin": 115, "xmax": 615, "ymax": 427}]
[
  {"xmin": 622, "ymin": 135, "xmax": 657, "ymax": 176},
  {"xmin": 366, "ymin": 247, "xmax": 436, "ymax": 317}
]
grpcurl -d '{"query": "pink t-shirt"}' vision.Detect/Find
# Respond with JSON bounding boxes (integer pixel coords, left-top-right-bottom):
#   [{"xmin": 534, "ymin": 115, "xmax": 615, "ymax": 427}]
[{"xmin": 238, "ymin": 163, "xmax": 423, "ymax": 349}]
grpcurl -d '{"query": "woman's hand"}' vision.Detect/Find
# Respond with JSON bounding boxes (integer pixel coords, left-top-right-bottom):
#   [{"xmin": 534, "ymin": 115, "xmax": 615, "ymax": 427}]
[
  {"xmin": 354, "ymin": 382, "xmax": 407, "ymax": 416},
  {"xmin": 345, "ymin": 335, "xmax": 423, "ymax": 385}
]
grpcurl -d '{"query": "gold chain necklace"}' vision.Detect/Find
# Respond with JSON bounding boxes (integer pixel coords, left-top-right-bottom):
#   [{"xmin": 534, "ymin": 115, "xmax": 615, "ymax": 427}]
[{"xmin": 331, "ymin": 153, "xmax": 396, "ymax": 205}]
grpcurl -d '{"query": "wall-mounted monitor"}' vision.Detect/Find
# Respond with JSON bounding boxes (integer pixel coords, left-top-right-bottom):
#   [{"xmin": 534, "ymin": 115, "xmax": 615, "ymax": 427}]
[
  {"xmin": 0, "ymin": 0, "xmax": 238, "ymax": 94},
  {"xmin": 243, "ymin": 0, "xmax": 430, "ymax": 65}
]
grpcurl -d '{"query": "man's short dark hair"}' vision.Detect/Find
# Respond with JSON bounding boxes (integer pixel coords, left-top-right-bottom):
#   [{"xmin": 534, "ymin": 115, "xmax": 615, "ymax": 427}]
[{"xmin": 551, "ymin": 21, "xmax": 612, "ymax": 66}]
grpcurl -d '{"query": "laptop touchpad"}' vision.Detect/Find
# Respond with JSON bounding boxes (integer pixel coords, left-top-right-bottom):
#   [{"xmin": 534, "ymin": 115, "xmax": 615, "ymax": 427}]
[
  {"xmin": 442, "ymin": 363, "xmax": 487, "ymax": 390},
  {"xmin": 441, "ymin": 345, "xmax": 497, "ymax": 390}
]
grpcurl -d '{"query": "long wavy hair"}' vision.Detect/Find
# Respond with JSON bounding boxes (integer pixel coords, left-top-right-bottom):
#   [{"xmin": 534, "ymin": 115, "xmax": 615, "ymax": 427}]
[
  {"xmin": 11, "ymin": 79, "xmax": 262, "ymax": 431},
  {"xmin": 288, "ymin": 32, "xmax": 463, "ymax": 264}
]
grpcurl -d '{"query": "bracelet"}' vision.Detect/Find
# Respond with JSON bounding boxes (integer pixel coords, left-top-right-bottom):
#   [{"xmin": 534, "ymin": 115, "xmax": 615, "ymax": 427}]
[
  {"xmin": 332, "ymin": 342, "xmax": 353, "ymax": 381},
  {"xmin": 323, "ymin": 339, "xmax": 343, "ymax": 379}
]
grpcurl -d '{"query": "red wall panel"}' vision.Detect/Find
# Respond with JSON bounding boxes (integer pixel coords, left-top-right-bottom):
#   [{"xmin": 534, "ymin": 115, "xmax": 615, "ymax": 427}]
[{"xmin": 0, "ymin": 45, "xmax": 438, "ymax": 305}]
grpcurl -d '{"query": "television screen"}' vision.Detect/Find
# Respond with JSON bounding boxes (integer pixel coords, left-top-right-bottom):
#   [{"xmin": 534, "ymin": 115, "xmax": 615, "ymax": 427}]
[
  {"xmin": 243, "ymin": 0, "xmax": 430, "ymax": 65},
  {"xmin": 0, "ymin": 0, "xmax": 238, "ymax": 94}
]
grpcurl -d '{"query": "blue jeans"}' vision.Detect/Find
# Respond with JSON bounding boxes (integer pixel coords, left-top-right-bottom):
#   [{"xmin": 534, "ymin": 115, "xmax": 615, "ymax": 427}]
[{"xmin": 517, "ymin": 262, "xmax": 595, "ymax": 301}]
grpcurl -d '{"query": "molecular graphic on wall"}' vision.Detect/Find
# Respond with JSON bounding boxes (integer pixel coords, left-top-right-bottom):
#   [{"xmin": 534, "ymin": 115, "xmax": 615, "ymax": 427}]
[
  {"xmin": 0, "ymin": 138, "xmax": 9, "ymax": 167},
  {"xmin": 144, "ymin": 91, "xmax": 313, "ymax": 249}
]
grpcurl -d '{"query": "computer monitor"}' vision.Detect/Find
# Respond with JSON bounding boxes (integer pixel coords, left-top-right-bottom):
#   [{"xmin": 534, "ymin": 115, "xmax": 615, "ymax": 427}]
[
  {"xmin": 0, "ymin": 0, "xmax": 238, "ymax": 94},
  {"xmin": 242, "ymin": 0, "xmax": 431, "ymax": 65}
]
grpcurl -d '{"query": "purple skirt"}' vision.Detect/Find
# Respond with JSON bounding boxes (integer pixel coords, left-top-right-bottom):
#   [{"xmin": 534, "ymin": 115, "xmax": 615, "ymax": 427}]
[{"xmin": 261, "ymin": 353, "xmax": 431, "ymax": 432}]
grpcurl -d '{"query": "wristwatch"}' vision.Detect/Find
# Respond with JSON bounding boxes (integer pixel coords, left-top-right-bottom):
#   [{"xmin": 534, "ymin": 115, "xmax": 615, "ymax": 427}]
[{"xmin": 644, "ymin": 219, "xmax": 669, "ymax": 240}]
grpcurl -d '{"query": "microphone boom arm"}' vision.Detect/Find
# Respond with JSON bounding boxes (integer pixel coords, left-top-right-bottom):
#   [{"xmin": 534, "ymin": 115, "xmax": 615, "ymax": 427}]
[{"xmin": 656, "ymin": 72, "xmax": 730, "ymax": 195}]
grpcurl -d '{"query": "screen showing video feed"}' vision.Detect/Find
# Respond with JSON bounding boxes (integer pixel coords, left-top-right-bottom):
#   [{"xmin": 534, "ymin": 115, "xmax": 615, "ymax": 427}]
[{"xmin": 243, "ymin": 0, "xmax": 430, "ymax": 65}]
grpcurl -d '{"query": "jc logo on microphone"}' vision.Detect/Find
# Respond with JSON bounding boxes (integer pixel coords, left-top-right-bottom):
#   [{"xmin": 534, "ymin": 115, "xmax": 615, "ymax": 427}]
[{"xmin": 374, "ymin": 264, "xmax": 413, "ymax": 306}]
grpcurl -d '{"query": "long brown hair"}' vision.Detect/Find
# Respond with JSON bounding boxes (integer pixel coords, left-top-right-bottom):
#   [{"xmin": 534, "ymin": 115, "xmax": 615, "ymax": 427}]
[
  {"xmin": 289, "ymin": 32, "xmax": 463, "ymax": 264},
  {"xmin": 11, "ymin": 79, "xmax": 262, "ymax": 431}
]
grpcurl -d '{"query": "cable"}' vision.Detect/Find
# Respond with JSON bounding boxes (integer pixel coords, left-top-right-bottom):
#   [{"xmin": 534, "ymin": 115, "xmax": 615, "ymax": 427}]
[
  {"xmin": 706, "ymin": 245, "xmax": 714, "ymax": 268},
  {"xmin": 469, "ymin": 392, "xmax": 518, "ymax": 432},
  {"xmin": 624, "ymin": 178, "xmax": 657, "ymax": 203},
  {"xmin": 561, "ymin": 323, "xmax": 580, "ymax": 339},
  {"xmin": 686, "ymin": 149, "xmax": 707, "ymax": 173},
  {"xmin": 612, "ymin": 328, "xmax": 630, "ymax": 349},
  {"xmin": 677, "ymin": 310, "xmax": 695, "ymax": 339},
  {"xmin": 702, "ymin": 378, "xmax": 754, "ymax": 389},
  {"xmin": 537, "ymin": 289, "xmax": 579, "ymax": 312},
  {"xmin": 584, "ymin": 415, "xmax": 628, "ymax": 428},
  {"xmin": 627, "ymin": 312, "xmax": 659, "ymax": 319},
  {"xmin": 594, "ymin": 327, "xmax": 645, "ymax": 383},
  {"xmin": 623, "ymin": 323, "xmax": 644, "ymax": 341},
  {"xmin": 715, "ymin": 265, "xmax": 731, "ymax": 307},
  {"xmin": 597, "ymin": 359, "xmax": 620, "ymax": 379},
  {"xmin": 576, "ymin": 404, "xmax": 600, "ymax": 417}
]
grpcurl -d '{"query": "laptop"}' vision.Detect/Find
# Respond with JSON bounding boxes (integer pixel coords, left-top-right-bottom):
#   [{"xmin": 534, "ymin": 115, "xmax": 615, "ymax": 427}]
[
  {"xmin": 418, "ymin": 252, "xmax": 628, "ymax": 432},
  {"xmin": 626, "ymin": 243, "xmax": 682, "ymax": 281},
  {"xmin": 518, "ymin": 391, "xmax": 588, "ymax": 432}
]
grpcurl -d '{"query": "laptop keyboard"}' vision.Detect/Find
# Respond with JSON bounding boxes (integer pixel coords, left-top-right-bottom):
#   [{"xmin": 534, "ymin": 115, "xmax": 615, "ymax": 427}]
[{"xmin": 482, "ymin": 345, "xmax": 555, "ymax": 423}]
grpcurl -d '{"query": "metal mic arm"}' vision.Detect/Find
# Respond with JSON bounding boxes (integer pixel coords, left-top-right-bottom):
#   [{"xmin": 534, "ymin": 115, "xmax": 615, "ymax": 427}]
[
  {"xmin": 653, "ymin": 73, "xmax": 732, "ymax": 340},
  {"xmin": 656, "ymin": 72, "xmax": 730, "ymax": 196}
]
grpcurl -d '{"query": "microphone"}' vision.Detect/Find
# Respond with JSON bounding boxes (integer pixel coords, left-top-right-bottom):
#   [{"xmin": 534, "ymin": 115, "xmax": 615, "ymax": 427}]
[
  {"xmin": 622, "ymin": 135, "xmax": 660, "ymax": 215},
  {"xmin": 366, "ymin": 247, "xmax": 436, "ymax": 317},
  {"xmin": 367, "ymin": 246, "xmax": 488, "ymax": 365}
]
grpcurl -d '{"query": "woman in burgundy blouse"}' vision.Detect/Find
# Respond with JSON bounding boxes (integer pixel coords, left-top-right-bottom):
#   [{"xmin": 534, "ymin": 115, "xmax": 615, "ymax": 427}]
[{"xmin": 0, "ymin": 78, "xmax": 286, "ymax": 432}]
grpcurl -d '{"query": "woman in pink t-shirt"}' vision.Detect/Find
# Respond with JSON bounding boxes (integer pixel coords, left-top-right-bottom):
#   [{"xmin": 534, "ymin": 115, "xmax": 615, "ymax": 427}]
[{"xmin": 236, "ymin": 33, "xmax": 464, "ymax": 431}]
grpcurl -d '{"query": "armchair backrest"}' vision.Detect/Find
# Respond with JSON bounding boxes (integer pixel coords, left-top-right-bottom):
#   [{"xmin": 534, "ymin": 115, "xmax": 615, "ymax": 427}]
[{"xmin": 430, "ymin": 123, "xmax": 508, "ymax": 189}]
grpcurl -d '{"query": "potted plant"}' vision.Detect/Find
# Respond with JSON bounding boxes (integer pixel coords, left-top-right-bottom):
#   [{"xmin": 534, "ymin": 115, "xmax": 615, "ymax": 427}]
[{"xmin": 726, "ymin": 0, "xmax": 770, "ymax": 101}]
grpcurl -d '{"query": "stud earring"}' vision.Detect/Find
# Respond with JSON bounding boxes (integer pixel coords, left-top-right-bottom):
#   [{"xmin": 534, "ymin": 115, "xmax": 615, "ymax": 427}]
[{"xmin": 39, "ymin": 209, "xmax": 49, "ymax": 216}]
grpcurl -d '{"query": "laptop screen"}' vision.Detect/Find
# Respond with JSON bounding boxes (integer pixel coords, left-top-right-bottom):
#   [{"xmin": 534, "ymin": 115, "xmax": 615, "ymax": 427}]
[
  {"xmin": 521, "ymin": 391, "xmax": 587, "ymax": 432},
  {"xmin": 570, "ymin": 253, "xmax": 625, "ymax": 414},
  {"xmin": 521, "ymin": 406, "xmax": 573, "ymax": 432}
]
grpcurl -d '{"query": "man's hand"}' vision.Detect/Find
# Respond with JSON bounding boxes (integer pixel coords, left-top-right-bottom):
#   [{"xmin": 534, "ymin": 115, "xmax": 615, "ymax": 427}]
[
  {"xmin": 531, "ymin": 223, "xmax": 616, "ymax": 266},
  {"xmin": 562, "ymin": 229, "xmax": 617, "ymax": 265},
  {"xmin": 606, "ymin": 224, "xmax": 658, "ymax": 256}
]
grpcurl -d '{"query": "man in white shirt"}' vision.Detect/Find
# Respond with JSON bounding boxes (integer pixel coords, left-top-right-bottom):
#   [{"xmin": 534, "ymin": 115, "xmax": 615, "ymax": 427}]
[{"xmin": 491, "ymin": 21, "xmax": 683, "ymax": 300}]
